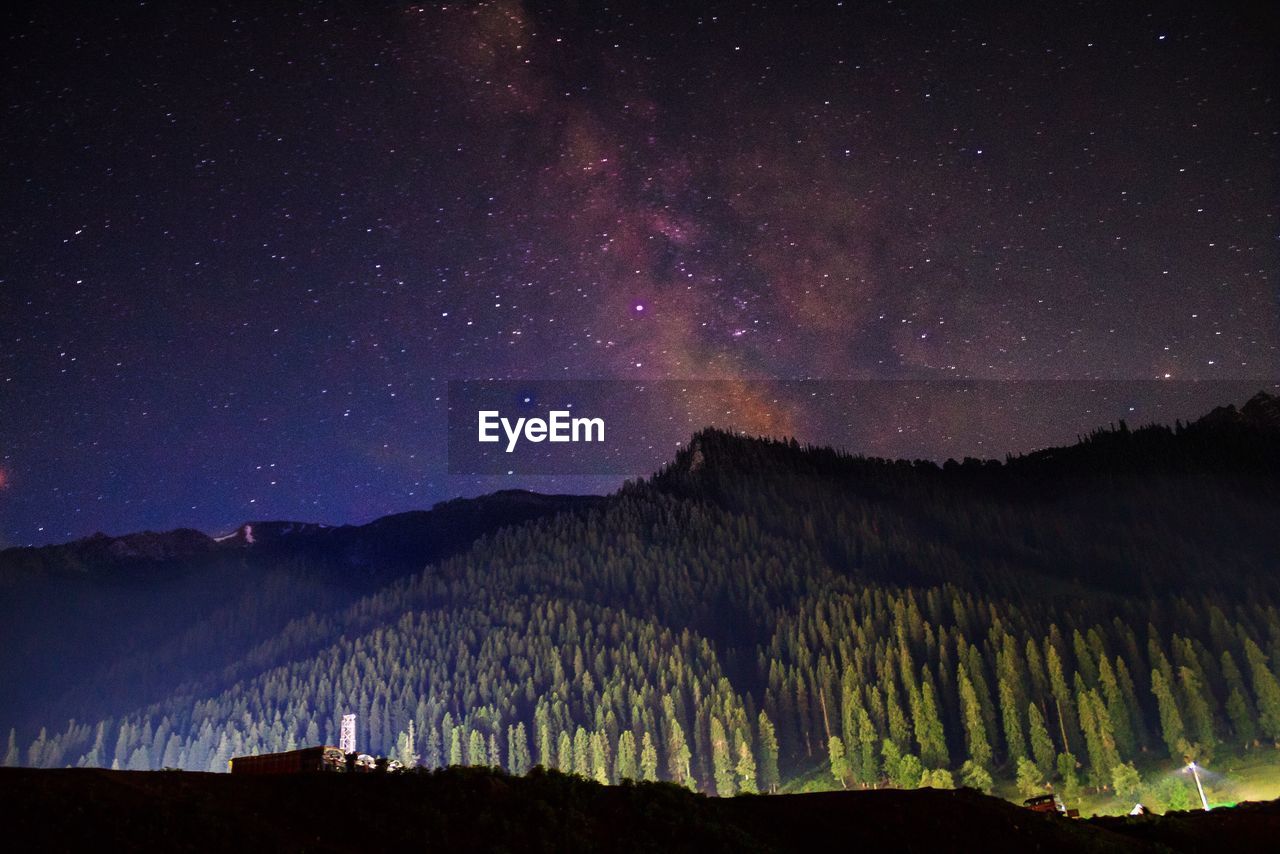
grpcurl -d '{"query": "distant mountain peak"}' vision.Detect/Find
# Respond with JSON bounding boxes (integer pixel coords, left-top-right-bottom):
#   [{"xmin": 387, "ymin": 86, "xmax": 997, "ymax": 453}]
[{"xmin": 1193, "ymin": 389, "xmax": 1279, "ymax": 431}]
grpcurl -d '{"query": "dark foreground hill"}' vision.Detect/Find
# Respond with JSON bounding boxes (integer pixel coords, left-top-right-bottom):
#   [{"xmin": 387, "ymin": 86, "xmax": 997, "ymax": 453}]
[{"xmin": 7, "ymin": 766, "xmax": 1277, "ymax": 853}]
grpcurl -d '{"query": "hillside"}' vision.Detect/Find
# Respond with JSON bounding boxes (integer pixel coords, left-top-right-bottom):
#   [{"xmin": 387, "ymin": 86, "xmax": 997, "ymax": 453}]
[
  {"xmin": 6, "ymin": 766, "xmax": 1279, "ymax": 853},
  {"xmin": 0, "ymin": 490, "xmax": 601, "ymax": 730},
  {"xmin": 4, "ymin": 393, "xmax": 1280, "ymax": 817}
]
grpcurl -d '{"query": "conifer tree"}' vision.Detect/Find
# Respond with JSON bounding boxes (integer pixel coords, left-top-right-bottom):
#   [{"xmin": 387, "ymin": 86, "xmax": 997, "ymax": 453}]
[
  {"xmin": 488, "ymin": 733, "xmax": 501, "ymax": 769},
  {"xmin": 917, "ymin": 676, "xmax": 949, "ymax": 768},
  {"xmin": 1056, "ymin": 752, "xmax": 1080, "ymax": 801},
  {"xmin": 827, "ymin": 736, "xmax": 849, "ymax": 789},
  {"xmin": 998, "ymin": 668, "xmax": 1026, "ymax": 763},
  {"xmin": 640, "ymin": 731, "xmax": 659, "ymax": 782},
  {"xmin": 1097, "ymin": 656, "xmax": 1135, "ymax": 759},
  {"xmin": 711, "ymin": 717, "xmax": 736, "ymax": 796},
  {"xmin": 508, "ymin": 723, "xmax": 531, "ymax": 775},
  {"xmin": 665, "ymin": 709, "xmax": 692, "ymax": 786},
  {"xmin": 1151, "ymin": 669, "xmax": 1188, "ymax": 760},
  {"xmin": 895, "ymin": 752, "xmax": 923, "ymax": 789},
  {"xmin": 736, "ymin": 736, "xmax": 758, "ymax": 794},
  {"xmin": 1045, "ymin": 642, "xmax": 1077, "ymax": 754},
  {"xmin": 557, "ymin": 730, "xmax": 572, "ymax": 772},
  {"xmin": 1015, "ymin": 756, "xmax": 1043, "ymax": 798},
  {"xmin": 855, "ymin": 704, "xmax": 879, "ymax": 785},
  {"xmin": 3, "ymin": 729, "xmax": 17, "ymax": 767},
  {"xmin": 880, "ymin": 739, "xmax": 901, "ymax": 786},
  {"xmin": 958, "ymin": 665, "xmax": 992, "ymax": 770},
  {"xmin": 1027, "ymin": 703, "xmax": 1055, "ymax": 776},
  {"xmin": 573, "ymin": 727, "xmax": 591, "ymax": 777},
  {"xmin": 959, "ymin": 759, "xmax": 993, "ymax": 794},
  {"xmin": 1243, "ymin": 639, "xmax": 1280, "ymax": 743},
  {"xmin": 1076, "ymin": 685, "xmax": 1119, "ymax": 788},
  {"xmin": 885, "ymin": 678, "xmax": 911, "ymax": 751},
  {"xmin": 615, "ymin": 730, "xmax": 637, "ymax": 781},
  {"xmin": 1177, "ymin": 666, "xmax": 1217, "ymax": 761},
  {"xmin": 590, "ymin": 730, "xmax": 609, "ymax": 784},
  {"xmin": 1111, "ymin": 762, "xmax": 1142, "ymax": 803},
  {"xmin": 757, "ymin": 712, "xmax": 780, "ymax": 793},
  {"xmin": 449, "ymin": 726, "xmax": 463, "ymax": 766}
]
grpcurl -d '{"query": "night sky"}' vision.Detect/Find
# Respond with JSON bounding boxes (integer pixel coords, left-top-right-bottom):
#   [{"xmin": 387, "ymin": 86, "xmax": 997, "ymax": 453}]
[{"xmin": 1, "ymin": 1, "xmax": 1276, "ymax": 546}]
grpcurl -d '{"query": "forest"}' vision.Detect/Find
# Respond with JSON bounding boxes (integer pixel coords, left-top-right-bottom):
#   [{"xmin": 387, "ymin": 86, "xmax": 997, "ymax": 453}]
[{"xmin": 4, "ymin": 392, "xmax": 1279, "ymax": 814}]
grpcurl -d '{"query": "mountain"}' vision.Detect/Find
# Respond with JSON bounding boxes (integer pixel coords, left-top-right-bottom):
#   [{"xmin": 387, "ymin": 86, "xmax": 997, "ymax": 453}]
[
  {"xmin": 0, "ymin": 489, "xmax": 602, "ymax": 581},
  {"xmin": 0, "ymin": 490, "xmax": 601, "ymax": 731},
  {"xmin": 4, "ymin": 393, "xmax": 1279, "ymax": 817}
]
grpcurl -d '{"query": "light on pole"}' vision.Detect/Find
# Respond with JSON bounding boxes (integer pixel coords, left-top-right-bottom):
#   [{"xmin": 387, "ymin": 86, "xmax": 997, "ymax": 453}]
[{"xmin": 1187, "ymin": 761, "xmax": 1209, "ymax": 811}]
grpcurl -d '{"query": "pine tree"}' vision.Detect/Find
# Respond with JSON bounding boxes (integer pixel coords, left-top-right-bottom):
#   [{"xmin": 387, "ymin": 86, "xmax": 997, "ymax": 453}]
[
  {"xmin": 736, "ymin": 737, "xmax": 758, "ymax": 794},
  {"xmin": 1015, "ymin": 756, "xmax": 1043, "ymax": 798},
  {"xmin": 958, "ymin": 665, "xmax": 992, "ymax": 770},
  {"xmin": 3, "ymin": 729, "xmax": 17, "ymax": 767},
  {"xmin": 880, "ymin": 739, "xmax": 902, "ymax": 786},
  {"xmin": 1097, "ymin": 657, "xmax": 1135, "ymax": 759},
  {"xmin": 1243, "ymin": 639, "xmax": 1280, "ymax": 743},
  {"xmin": 449, "ymin": 726, "xmax": 463, "ymax": 766},
  {"xmin": 998, "ymin": 668, "xmax": 1026, "ymax": 764},
  {"xmin": 917, "ymin": 676, "xmax": 949, "ymax": 768},
  {"xmin": 488, "ymin": 733, "xmax": 501, "ymax": 769},
  {"xmin": 536, "ymin": 711, "xmax": 553, "ymax": 768},
  {"xmin": 1177, "ymin": 666, "xmax": 1217, "ymax": 762},
  {"xmin": 1151, "ymin": 669, "xmax": 1188, "ymax": 760},
  {"xmin": 1056, "ymin": 752, "xmax": 1080, "ymax": 801},
  {"xmin": 885, "ymin": 678, "xmax": 910, "ymax": 751},
  {"xmin": 1114, "ymin": 656, "xmax": 1148, "ymax": 752},
  {"xmin": 1045, "ymin": 642, "xmax": 1077, "ymax": 754},
  {"xmin": 424, "ymin": 725, "xmax": 442, "ymax": 769},
  {"xmin": 827, "ymin": 736, "xmax": 849, "ymax": 789},
  {"xmin": 640, "ymin": 731, "xmax": 659, "ymax": 782},
  {"xmin": 959, "ymin": 759, "xmax": 993, "ymax": 793},
  {"xmin": 855, "ymin": 704, "xmax": 879, "ymax": 785},
  {"xmin": 895, "ymin": 752, "xmax": 923, "ymax": 789},
  {"xmin": 615, "ymin": 730, "xmax": 637, "ymax": 781},
  {"xmin": 1076, "ymin": 685, "xmax": 1119, "ymax": 788},
  {"xmin": 1111, "ymin": 762, "xmax": 1142, "ymax": 802},
  {"xmin": 590, "ymin": 730, "xmax": 609, "ymax": 784},
  {"xmin": 556, "ymin": 730, "xmax": 572, "ymax": 772},
  {"xmin": 573, "ymin": 727, "xmax": 591, "ymax": 777},
  {"xmin": 1028, "ymin": 703, "xmax": 1055, "ymax": 776},
  {"xmin": 921, "ymin": 768, "xmax": 955, "ymax": 789},
  {"xmin": 394, "ymin": 730, "xmax": 416, "ymax": 769},
  {"xmin": 1221, "ymin": 651, "xmax": 1259, "ymax": 747},
  {"xmin": 711, "ymin": 717, "xmax": 736, "ymax": 796},
  {"xmin": 757, "ymin": 712, "xmax": 780, "ymax": 793},
  {"xmin": 507, "ymin": 723, "xmax": 531, "ymax": 775}
]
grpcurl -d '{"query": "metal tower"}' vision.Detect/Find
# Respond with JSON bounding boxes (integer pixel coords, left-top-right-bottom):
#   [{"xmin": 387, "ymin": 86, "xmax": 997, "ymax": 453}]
[{"xmin": 340, "ymin": 713, "xmax": 356, "ymax": 754}]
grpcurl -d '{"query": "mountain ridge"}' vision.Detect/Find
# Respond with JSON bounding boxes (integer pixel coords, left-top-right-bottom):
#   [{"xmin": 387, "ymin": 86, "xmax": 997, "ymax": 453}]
[{"xmin": 0, "ymin": 489, "xmax": 603, "ymax": 581}]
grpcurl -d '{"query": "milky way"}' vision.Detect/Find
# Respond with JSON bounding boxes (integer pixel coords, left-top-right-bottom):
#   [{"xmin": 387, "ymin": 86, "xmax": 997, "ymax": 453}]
[{"xmin": 1, "ymin": 1, "xmax": 1275, "ymax": 545}]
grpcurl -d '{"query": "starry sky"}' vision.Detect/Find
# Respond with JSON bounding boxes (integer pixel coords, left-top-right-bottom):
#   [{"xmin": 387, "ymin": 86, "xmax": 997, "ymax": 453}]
[{"xmin": 1, "ymin": 1, "xmax": 1276, "ymax": 546}]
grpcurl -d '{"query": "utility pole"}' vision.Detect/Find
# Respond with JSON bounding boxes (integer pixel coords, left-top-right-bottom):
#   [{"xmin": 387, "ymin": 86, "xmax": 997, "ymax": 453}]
[{"xmin": 1187, "ymin": 761, "xmax": 1209, "ymax": 811}]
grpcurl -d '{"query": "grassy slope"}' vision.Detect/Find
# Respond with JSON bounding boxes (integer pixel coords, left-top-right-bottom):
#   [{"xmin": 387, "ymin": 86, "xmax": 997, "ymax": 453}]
[{"xmin": 782, "ymin": 749, "xmax": 1280, "ymax": 817}]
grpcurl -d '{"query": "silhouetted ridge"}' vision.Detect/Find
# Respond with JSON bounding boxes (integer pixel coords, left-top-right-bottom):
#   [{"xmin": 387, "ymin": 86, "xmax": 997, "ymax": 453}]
[{"xmin": 649, "ymin": 391, "xmax": 1280, "ymax": 498}]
